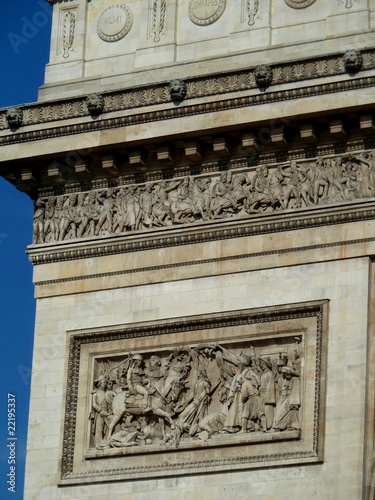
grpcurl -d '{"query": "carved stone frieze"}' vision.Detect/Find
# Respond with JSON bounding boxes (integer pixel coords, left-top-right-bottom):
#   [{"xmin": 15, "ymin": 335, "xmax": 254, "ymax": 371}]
[
  {"xmin": 31, "ymin": 150, "xmax": 375, "ymax": 245},
  {"xmin": 1, "ymin": 48, "xmax": 374, "ymax": 133},
  {"xmin": 2, "ymin": 74, "xmax": 375, "ymax": 147},
  {"xmin": 28, "ymin": 204, "xmax": 375, "ymax": 265},
  {"xmin": 60, "ymin": 302, "xmax": 326, "ymax": 483}
]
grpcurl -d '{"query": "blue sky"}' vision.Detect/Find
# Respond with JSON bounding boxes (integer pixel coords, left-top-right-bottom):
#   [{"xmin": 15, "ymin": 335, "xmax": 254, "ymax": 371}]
[{"xmin": 0, "ymin": 1, "xmax": 52, "ymax": 498}]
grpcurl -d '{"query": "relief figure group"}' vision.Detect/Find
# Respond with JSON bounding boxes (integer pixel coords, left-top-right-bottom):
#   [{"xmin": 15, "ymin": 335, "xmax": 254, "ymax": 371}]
[
  {"xmin": 89, "ymin": 339, "xmax": 302, "ymax": 451},
  {"xmin": 33, "ymin": 151, "xmax": 375, "ymax": 244}
]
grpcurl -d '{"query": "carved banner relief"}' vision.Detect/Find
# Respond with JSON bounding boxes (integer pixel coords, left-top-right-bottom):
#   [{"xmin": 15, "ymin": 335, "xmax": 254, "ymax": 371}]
[
  {"xmin": 33, "ymin": 150, "xmax": 375, "ymax": 245},
  {"xmin": 61, "ymin": 302, "xmax": 326, "ymax": 483}
]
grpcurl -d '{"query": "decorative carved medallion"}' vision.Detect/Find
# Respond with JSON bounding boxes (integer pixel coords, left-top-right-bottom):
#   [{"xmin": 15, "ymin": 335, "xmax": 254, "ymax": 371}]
[
  {"xmin": 60, "ymin": 302, "xmax": 327, "ymax": 483},
  {"xmin": 284, "ymin": 0, "xmax": 317, "ymax": 8},
  {"xmin": 188, "ymin": 0, "xmax": 226, "ymax": 26},
  {"xmin": 97, "ymin": 4, "xmax": 133, "ymax": 43}
]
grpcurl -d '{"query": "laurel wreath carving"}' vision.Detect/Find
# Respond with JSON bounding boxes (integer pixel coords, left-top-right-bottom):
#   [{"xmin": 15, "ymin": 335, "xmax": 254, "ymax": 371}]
[
  {"xmin": 153, "ymin": 0, "xmax": 166, "ymax": 43},
  {"xmin": 63, "ymin": 11, "xmax": 75, "ymax": 59}
]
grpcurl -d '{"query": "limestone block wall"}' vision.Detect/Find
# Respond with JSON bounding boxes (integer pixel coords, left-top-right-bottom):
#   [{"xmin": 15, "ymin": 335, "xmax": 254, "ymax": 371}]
[
  {"xmin": 40, "ymin": 0, "xmax": 374, "ymax": 99},
  {"xmin": 24, "ymin": 234, "xmax": 374, "ymax": 498}
]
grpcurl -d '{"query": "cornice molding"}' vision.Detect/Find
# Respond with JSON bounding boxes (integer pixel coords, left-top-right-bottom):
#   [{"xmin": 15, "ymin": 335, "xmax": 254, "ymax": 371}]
[
  {"xmin": 1, "ymin": 75, "xmax": 374, "ymax": 148},
  {"xmin": 0, "ymin": 48, "xmax": 374, "ymax": 144},
  {"xmin": 33, "ymin": 235, "xmax": 375, "ymax": 287}
]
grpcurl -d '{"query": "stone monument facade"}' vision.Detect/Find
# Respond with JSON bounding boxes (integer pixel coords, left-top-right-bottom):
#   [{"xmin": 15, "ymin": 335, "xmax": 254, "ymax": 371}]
[{"xmin": 1, "ymin": 0, "xmax": 375, "ymax": 498}]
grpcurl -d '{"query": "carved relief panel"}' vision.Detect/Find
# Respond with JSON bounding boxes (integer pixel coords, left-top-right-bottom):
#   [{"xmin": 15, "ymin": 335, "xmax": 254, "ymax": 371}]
[
  {"xmin": 57, "ymin": 6, "xmax": 77, "ymax": 59},
  {"xmin": 32, "ymin": 150, "xmax": 375, "ymax": 245},
  {"xmin": 241, "ymin": 0, "xmax": 260, "ymax": 26},
  {"xmin": 148, "ymin": 0, "xmax": 167, "ymax": 42},
  {"xmin": 60, "ymin": 302, "xmax": 327, "ymax": 483}
]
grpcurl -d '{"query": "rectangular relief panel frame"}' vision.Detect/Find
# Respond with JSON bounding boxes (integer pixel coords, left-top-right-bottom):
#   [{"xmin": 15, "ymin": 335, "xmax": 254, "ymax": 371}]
[{"xmin": 60, "ymin": 300, "xmax": 327, "ymax": 485}]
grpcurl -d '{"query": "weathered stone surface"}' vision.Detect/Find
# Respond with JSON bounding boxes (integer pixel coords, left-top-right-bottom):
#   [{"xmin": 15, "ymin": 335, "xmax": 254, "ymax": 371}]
[
  {"xmin": 39, "ymin": 0, "xmax": 373, "ymax": 101},
  {"xmin": 1, "ymin": 1, "xmax": 374, "ymax": 499}
]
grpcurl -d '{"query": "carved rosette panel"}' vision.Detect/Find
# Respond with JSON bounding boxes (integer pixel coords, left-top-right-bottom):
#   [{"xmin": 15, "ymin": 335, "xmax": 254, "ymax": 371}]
[
  {"xmin": 60, "ymin": 302, "xmax": 327, "ymax": 483},
  {"xmin": 188, "ymin": 0, "xmax": 226, "ymax": 26},
  {"xmin": 32, "ymin": 150, "xmax": 375, "ymax": 245}
]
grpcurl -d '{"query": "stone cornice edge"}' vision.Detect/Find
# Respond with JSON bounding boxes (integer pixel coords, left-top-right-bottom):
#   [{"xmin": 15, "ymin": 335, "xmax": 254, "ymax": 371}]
[
  {"xmin": 1, "ymin": 75, "xmax": 375, "ymax": 148},
  {"xmin": 0, "ymin": 47, "xmax": 374, "ymax": 140}
]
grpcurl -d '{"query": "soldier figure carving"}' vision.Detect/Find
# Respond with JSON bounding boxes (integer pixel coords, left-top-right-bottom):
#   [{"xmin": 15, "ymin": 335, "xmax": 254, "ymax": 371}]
[
  {"xmin": 88, "ymin": 338, "xmax": 304, "ymax": 452},
  {"xmin": 33, "ymin": 150, "xmax": 375, "ymax": 244}
]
